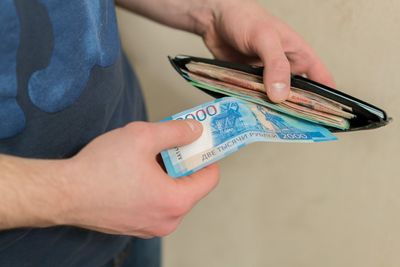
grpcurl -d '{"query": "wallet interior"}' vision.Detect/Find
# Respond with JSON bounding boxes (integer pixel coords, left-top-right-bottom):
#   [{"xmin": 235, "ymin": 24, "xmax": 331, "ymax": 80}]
[{"xmin": 169, "ymin": 55, "xmax": 391, "ymax": 132}]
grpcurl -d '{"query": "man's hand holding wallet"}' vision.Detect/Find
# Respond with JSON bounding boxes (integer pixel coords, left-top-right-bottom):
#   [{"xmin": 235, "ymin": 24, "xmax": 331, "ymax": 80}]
[{"xmin": 159, "ymin": 55, "xmax": 391, "ymax": 177}]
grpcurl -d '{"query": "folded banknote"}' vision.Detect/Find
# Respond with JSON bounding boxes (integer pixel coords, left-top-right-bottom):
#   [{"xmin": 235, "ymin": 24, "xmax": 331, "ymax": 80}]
[
  {"xmin": 181, "ymin": 61, "xmax": 355, "ymax": 130},
  {"xmin": 161, "ymin": 97, "xmax": 337, "ymax": 178}
]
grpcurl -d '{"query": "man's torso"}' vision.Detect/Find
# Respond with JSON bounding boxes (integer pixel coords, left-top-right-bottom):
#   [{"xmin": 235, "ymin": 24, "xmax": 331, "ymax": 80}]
[{"xmin": 0, "ymin": 1, "xmax": 147, "ymax": 266}]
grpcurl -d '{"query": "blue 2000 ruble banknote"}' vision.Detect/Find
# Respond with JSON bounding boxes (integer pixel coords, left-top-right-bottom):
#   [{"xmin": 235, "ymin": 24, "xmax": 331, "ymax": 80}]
[{"xmin": 161, "ymin": 97, "xmax": 337, "ymax": 178}]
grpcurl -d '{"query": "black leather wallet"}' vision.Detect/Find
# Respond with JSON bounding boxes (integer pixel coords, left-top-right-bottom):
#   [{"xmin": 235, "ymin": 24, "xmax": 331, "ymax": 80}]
[{"xmin": 169, "ymin": 55, "xmax": 392, "ymax": 132}]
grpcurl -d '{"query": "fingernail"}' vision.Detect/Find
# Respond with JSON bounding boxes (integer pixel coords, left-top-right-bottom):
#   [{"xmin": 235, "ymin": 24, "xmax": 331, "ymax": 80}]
[
  {"xmin": 269, "ymin": 82, "xmax": 289, "ymax": 102},
  {"xmin": 186, "ymin": 120, "xmax": 199, "ymax": 132},
  {"xmin": 271, "ymin": 82, "xmax": 287, "ymax": 92}
]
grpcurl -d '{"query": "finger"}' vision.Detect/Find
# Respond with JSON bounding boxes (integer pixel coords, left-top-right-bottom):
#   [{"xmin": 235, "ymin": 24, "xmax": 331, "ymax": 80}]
[
  {"xmin": 288, "ymin": 49, "xmax": 336, "ymax": 88},
  {"xmin": 251, "ymin": 30, "xmax": 291, "ymax": 103},
  {"xmin": 305, "ymin": 60, "xmax": 336, "ymax": 88},
  {"xmin": 173, "ymin": 164, "xmax": 220, "ymax": 208},
  {"xmin": 150, "ymin": 119, "xmax": 203, "ymax": 153}
]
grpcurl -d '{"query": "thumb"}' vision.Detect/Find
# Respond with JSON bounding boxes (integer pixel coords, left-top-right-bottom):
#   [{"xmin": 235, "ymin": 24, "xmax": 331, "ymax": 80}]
[
  {"xmin": 252, "ymin": 31, "xmax": 291, "ymax": 103},
  {"xmin": 151, "ymin": 119, "xmax": 203, "ymax": 153}
]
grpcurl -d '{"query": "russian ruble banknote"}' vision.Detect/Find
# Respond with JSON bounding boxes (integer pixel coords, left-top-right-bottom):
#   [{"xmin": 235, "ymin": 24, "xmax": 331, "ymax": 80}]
[
  {"xmin": 161, "ymin": 97, "xmax": 337, "ymax": 178},
  {"xmin": 182, "ymin": 61, "xmax": 355, "ymax": 130}
]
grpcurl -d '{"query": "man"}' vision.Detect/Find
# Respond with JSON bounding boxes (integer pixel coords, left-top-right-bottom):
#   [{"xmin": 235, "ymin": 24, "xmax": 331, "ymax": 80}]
[{"xmin": 0, "ymin": 0, "xmax": 335, "ymax": 266}]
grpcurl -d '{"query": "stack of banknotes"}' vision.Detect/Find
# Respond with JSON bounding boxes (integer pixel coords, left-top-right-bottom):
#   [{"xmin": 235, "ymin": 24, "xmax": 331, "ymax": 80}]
[
  {"xmin": 160, "ymin": 58, "xmax": 391, "ymax": 177},
  {"xmin": 182, "ymin": 61, "xmax": 355, "ymax": 130},
  {"xmin": 161, "ymin": 97, "xmax": 337, "ymax": 178}
]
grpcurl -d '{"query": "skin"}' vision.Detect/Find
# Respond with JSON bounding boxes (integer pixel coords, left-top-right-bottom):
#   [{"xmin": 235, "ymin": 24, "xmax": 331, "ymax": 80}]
[
  {"xmin": 117, "ymin": 0, "xmax": 336, "ymax": 102},
  {"xmin": 0, "ymin": 0, "xmax": 334, "ymax": 238},
  {"xmin": 0, "ymin": 120, "xmax": 218, "ymax": 238}
]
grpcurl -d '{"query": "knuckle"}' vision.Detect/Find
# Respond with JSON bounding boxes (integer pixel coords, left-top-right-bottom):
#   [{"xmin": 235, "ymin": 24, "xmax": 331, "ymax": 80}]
[
  {"xmin": 268, "ymin": 57, "xmax": 290, "ymax": 72},
  {"xmin": 126, "ymin": 122, "xmax": 154, "ymax": 140},
  {"xmin": 154, "ymin": 222, "xmax": 179, "ymax": 237},
  {"xmin": 163, "ymin": 192, "xmax": 191, "ymax": 218},
  {"xmin": 303, "ymin": 47, "xmax": 318, "ymax": 60},
  {"xmin": 307, "ymin": 57, "xmax": 322, "ymax": 71},
  {"xmin": 168, "ymin": 198, "xmax": 191, "ymax": 218},
  {"xmin": 299, "ymin": 50, "xmax": 321, "ymax": 70},
  {"xmin": 250, "ymin": 26, "xmax": 276, "ymax": 44}
]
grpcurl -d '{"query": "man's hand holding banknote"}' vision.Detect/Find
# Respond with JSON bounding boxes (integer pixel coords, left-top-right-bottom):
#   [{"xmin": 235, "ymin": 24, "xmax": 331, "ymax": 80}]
[
  {"xmin": 114, "ymin": 0, "xmax": 387, "ymax": 236},
  {"xmin": 2, "ymin": 0, "xmax": 389, "ymax": 243}
]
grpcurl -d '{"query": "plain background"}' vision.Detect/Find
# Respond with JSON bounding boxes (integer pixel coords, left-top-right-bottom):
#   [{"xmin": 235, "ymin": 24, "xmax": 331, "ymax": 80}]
[{"xmin": 116, "ymin": 1, "xmax": 400, "ymax": 266}]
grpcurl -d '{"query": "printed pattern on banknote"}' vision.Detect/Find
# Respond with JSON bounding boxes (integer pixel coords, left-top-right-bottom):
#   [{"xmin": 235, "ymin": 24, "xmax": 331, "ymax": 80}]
[{"xmin": 161, "ymin": 97, "xmax": 337, "ymax": 178}]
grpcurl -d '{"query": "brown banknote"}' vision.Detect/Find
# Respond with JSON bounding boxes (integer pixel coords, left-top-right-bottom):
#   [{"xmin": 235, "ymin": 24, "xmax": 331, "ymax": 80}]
[{"xmin": 184, "ymin": 61, "xmax": 356, "ymax": 129}]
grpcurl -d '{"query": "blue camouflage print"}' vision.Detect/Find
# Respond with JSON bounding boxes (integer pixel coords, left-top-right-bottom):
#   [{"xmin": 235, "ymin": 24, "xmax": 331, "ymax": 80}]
[
  {"xmin": 28, "ymin": 0, "xmax": 121, "ymax": 113},
  {"xmin": 0, "ymin": 0, "xmax": 25, "ymax": 139},
  {"xmin": 0, "ymin": 0, "xmax": 120, "ymax": 139}
]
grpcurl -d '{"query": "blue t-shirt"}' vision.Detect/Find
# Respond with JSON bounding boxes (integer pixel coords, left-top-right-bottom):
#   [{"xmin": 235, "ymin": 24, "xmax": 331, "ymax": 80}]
[{"xmin": 0, "ymin": 0, "xmax": 147, "ymax": 266}]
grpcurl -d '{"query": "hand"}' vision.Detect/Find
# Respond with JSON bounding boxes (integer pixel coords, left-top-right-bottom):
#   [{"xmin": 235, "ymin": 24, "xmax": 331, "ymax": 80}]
[
  {"xmin": 116, "ymin": 0, "xmax": 334, "ymax": 102},
  {"xmin": 62, "ymin": 120, "xmax": 219, "ymax": 238},
  {"xmin": 200, "ymin": 0, "xmax": 336, "ymax": 102}
]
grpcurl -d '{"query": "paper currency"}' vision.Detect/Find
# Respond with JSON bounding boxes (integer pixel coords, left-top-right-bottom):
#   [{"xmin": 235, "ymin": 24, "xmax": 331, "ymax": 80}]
[
  {"xmin": 183, "ymin": 61, "xmax": 355, "ymax": 130},
  {"xmin": 161, "ymin": 97, "xmax": 337, "ymax": 178}
]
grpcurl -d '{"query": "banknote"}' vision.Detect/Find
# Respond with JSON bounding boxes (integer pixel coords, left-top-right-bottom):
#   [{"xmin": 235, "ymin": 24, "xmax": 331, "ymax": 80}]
[
  {"xmin": 161, "ymin": 97, "xmax": 337, "ymax": 178},
  {"xmin": 183, "ymin": 61, "xmax": 356, "ymax": 130}
]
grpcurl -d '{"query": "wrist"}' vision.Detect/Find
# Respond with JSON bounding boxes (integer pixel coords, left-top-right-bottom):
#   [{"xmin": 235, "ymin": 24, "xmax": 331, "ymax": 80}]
[
  {"xmin": 187, "ymin": 0, "xmax": 218, "ymax": 36},
  {"xmin": 188, "ymin": 0, "xmax": 253, "ymax": 36},
  {"xmin": 39, "ymin": 159, "xmax": 77, "ymax": 227},
  {"xmin": 0, "ymin": 155, "xmax": 75, "ymax": 229}
]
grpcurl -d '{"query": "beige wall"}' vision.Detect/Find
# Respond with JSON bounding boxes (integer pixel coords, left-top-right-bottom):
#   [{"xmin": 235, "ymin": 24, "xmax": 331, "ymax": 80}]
[{"xmin": 116, "ymin": 1, "xmax": 400, "ymax": 266}]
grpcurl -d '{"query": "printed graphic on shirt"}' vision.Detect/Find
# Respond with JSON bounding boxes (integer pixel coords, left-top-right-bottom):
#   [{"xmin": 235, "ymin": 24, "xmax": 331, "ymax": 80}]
[
  {"xmin": 28, "ymin": 0, "xmax": 121, "ymax": 113},
  {"xmin": 0, "ymin": 0, "xmax": 120, "ymax": 139},
  {"xmin": 0, "ymin": 0, "xmax": 26, "ymax": 139}
]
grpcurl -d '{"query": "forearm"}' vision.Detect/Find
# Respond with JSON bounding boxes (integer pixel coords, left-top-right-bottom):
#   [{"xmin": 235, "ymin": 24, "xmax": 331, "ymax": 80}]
[
  {"xmin": 0, "ymin": 155, "xmax": 71, "ymax": 230},
  {"xmin": 116, "ymin": 0, "xmax": 221, "ymax": 35}
]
